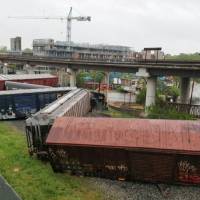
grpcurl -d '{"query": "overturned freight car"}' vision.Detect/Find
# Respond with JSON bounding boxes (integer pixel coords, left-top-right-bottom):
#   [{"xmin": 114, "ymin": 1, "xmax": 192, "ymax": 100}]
[
  {"xmin": 0, "ymin": 87, "xmax": 74, "ymax": 120},
  {"xmin": 25, "ymin": 89, "xmax": 91, "ymax": 158},
  {"xmin": 46, "ymin": 117, "xmax": 200, "ymax": 185},
  {"xmin": 0, "ymin": 74, "xmax": 58, "ymax": 90}
]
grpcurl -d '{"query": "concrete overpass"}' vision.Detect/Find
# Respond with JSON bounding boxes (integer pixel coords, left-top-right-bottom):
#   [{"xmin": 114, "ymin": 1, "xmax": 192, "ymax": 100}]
[{"xmin": 1, "ymin": 54, "xmax": 200, "ymax": 107}]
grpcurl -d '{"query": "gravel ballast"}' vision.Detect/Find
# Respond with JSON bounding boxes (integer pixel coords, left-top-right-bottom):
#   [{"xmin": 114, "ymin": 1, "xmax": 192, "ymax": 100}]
[{"xmin": 89, "ymin": 178, "xmax": 200, "ymax": 200}]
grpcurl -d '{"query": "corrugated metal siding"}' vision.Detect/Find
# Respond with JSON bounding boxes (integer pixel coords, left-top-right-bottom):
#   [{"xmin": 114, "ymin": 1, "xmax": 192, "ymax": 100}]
[
  {"xmin": 130, "ymin": 152, "xmax": 175, "ymax": 183},
  {"xmin": 46, "ymin": 117, "xmax": 200, "ymax": 155},
  {"xmin": 25, "ymin": 89, "xmax": 91, "ymax": 156},
  {"xmin": 0, "ymin": 74, "xmax": 58, "ymax": 90},
  {"xmin": 47, "ymin": 145, "xmax": 200, "ymax": 184},
  {"xmin": 62, "ymin": 91, "xmax": 91, "ymax": 117},
  {"xmin": 13, "ymin": 77, "xmax": 58, "ymax": 87}
]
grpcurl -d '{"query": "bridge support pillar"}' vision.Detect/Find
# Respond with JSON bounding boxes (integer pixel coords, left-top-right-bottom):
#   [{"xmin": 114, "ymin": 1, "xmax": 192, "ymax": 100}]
[
  {"xmin": 23, "ymin": 64, "xmax": 34, "ymax": 74},
  {"xmin": 180, "ymin": 77, "xmax": 191, "ymax": 104},
  {"xmin": 106, "ymin": 72, "xmax": 110, "ymax": 103},
  {"xmin": 3, "ymin": 63, "xmax": 8, "ymax": 74},
  {"xmin": 58, "ymin": 68, "xmax": 65, "ymax": 86},
  {"xmin": 68, "ymin": 68, "xmax": 77, "ymax": 87},
  {"xmin": 145, "ymin": 76, "xmax": 157, "ymax": 108}
]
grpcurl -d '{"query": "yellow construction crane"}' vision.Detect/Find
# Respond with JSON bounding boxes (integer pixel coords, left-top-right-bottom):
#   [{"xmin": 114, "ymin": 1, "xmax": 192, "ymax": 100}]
[{"xmin": 9, "ymin": 7, "xmax": 91, "ymax": 48}]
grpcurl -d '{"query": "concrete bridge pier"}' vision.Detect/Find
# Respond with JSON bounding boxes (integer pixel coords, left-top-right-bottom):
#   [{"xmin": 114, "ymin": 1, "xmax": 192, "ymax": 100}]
[
  {"xmin": 105, "ymin": 72, "xmax": 110, "ymax": 103},
  {"xmin": 57, "ymin": 68, "xmax": 65, "ymax": 86},
  {"xmin": 180, "ymin": 77, "xmax": 191, "ymax": 104},
  {"xmin": 23, "ymin": 64, "xmax": 34, "ymax": 74},
  {"xmin": 2, "ymin": 63, "xmax": 8, "ymax": 74},
  {"xmin": 68, "ymin": 68, "xmax": 77, "ymax": 87},
  {"xmin": 145, "ymin": 76, "xmax": 157, "ymax": 108}
]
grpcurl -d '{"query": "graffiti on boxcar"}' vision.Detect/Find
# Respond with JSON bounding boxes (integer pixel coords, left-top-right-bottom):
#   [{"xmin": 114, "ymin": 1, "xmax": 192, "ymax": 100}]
[
  {"xmin": 105, "ymin": 164, "xmax": 128, "ymax": 172},
  {"xmin": 178, "ymin": 160, "xmax": 200, "ymax": 184},
  {"xmin": 182, "ymin": 124, "xmax": 200, "ymax": 133}
]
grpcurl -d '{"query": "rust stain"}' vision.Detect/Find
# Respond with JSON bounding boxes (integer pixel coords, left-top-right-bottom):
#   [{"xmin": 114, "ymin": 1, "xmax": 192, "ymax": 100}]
[{"xmin": 46, "ymin": 117, "xmax": 200, "ymax": 154}]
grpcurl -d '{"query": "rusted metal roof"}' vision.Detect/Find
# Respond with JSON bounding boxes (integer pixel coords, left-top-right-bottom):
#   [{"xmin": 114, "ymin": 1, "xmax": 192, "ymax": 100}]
[{"xmin": 46, "ymin": 117, "xmax": 200, "ymax": 155}]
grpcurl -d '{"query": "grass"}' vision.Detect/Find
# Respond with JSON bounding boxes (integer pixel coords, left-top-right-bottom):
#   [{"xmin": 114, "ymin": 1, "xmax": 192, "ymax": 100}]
[
  {"xmin": 147, "ymin": 105, "xmax": 195, "ymax": 120},
  {"xmin": 101, "ymin": 107, "xmax": 135, "ymax": 118},
  {"xmin": 0, "ymin": 122, "xmax": 104, "ymax": 200}
]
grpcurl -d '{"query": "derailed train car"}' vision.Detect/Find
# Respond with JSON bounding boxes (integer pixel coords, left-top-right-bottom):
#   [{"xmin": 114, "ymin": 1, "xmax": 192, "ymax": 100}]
[
  {"xmin": 0, "ymin": 87, "xmax": 74, "ymax": 120},
  {"xmin": 0, "ymin": 74, "xmax": 58, "ymax": 90},
  {"xmin": 46, "ymin": 117, "xmax": 200, "ymax": 185},
  {"xmin": 25, "ymin": 89, "xmax": 91, "ymax": 157}
]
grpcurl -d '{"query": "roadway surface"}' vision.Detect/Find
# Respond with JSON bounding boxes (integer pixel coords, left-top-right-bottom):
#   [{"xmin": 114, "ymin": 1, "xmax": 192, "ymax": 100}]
[
  {"xmin": 0, "ymin": 176, "xmax": 21, "ymax": 200},
  {"xmin": 2, "ymin": 54, "xmax": 200, "ymax": 76}
]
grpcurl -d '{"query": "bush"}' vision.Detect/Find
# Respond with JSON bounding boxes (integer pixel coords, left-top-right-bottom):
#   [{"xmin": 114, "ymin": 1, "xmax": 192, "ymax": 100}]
[
  {"xmin": 116, "ymin": 86, "xmax": 127, "ymax": 93},
  {"xmin": 147, "ymin": 105, "xmax": 194, "ymax": 120},
  {"xmin": 136, "ymin": 88, "xmax": 146, "ymax": 105},
  {"xmin": 136, "ymin": 88, "xmax": 164, "ymax": 105},
  {"xmin": 136, "ymin": 85, "xmax": 180, "ymax": 106},
  {"xmin": 76, "ymin": 71, "xmax": 90, "ymax": 87},
  {"xmin": 164, "ymin": 86, "xmax": 180, "ymax": 100}
]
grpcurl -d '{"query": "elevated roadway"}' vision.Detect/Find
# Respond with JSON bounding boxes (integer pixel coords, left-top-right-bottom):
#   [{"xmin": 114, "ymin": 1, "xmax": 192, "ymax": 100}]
[
  {"xmin": 1, "ymin": 54, "xmax": 200, "ymax": 77},
  {"xmin": 0, "ymin": 54, "xmax": 199, "ymax": 107}
]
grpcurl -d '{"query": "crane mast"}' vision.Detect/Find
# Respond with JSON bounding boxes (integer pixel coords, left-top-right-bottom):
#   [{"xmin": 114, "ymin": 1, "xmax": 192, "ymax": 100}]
[{"xmin": 67, "ymin": 7, "xmax": 72, "ymax": 46}]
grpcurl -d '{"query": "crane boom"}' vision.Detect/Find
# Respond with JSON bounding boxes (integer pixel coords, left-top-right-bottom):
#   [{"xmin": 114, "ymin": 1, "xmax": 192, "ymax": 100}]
[
  {"xmin": 8, "ymin": 16, "xmax": 66, "ymax": 20},
  {"xmin": 8, "ymin": 7, "xmax": 91, "ymax": 47}
]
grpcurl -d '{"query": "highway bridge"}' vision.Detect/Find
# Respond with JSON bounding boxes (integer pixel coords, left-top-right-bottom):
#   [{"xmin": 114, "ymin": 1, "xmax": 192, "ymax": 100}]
[
  {"xmin": 1, "ymin": 54, "xmax": 200, "ymax": 76},
  {"xmin": 0, "ymin": 54, "xmax": 199, "ymax": 107}
]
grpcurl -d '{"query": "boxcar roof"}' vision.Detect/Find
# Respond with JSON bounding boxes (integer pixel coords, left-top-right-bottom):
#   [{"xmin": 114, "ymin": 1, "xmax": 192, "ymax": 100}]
[
  {"xmin": 46, "ymin": 117, "xmax": 200, "ymax": 155},
  {"xmin": 0, "ymin": 74, "xmax": 56, "ymax": 80},
  {"xmin": 0, "ymin": 87, "xmax": 76, "ymax": 95}
]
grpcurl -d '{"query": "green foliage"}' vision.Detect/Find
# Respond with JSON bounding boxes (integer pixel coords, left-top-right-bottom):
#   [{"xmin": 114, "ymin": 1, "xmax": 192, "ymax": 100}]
[
  {"xmin": 116, "ymin": 86, "xmax": 127, "ymax": 93},
  {"xmin": 136, "ymin": 88, "xmax": 146, "ymax": 105},
  {"xmin": 101, "ymin": 107, "xmax": 135, "ymax": 118},
  {"xmin": 193, "ymin": 78, "xmax": 200, "ymax": 84},
  {"xmin": 0, "ymin": 122, "xmax": 103, "ymax": 200},
  {"xmin": 166, "ymin": 53, "xmax": 200, "ymax": 61},
  {"xmin": 9, "ymin": 64, "xmax": 17, "ymax": 69},
  {"xmin": 121, "ymin": 73, "xmax": 134, "ymax": 80},
  {"xmin": 136, "ymin": 81, "xmax": 180, "ymax": 106},
  {"xmin": 23, "ymin": 48, "xmax": 32, "ymax": 53},
  {"xmin": 164, "ymin": 85, "xmax": 180, "ymax": 98},
  {"xmin": 156, "ymin": 78, "xmax": 180, "ymax": 102},
  {"xmin": 76, "ymin": 71, "xmax": 105, "ymax": 88},
  {"xmin": 0, "ymin": 46, "xmax": 7, "ymax": 53},
  {"xmin": 147, "ymin": 105, "xmax": 194, "ymax": 120},
  {"xmin": 76, "ymin": 71, "xmax": 90, "ymax": 87},
  {"xmin": 91, "ymin": 71, "xmax": 105, "ymax": 83}
]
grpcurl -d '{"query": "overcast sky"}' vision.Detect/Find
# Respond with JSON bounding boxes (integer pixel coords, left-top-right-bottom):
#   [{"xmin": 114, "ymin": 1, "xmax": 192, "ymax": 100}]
[{"xmin": 0, "ymin": 0, "xmax": 200, "ymax": 54}]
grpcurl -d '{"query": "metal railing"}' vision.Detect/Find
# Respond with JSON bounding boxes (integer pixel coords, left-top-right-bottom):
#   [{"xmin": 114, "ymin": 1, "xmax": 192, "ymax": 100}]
[{"xmin": 168, "ymin": 103, "xmax": 200, "ymax": 118}]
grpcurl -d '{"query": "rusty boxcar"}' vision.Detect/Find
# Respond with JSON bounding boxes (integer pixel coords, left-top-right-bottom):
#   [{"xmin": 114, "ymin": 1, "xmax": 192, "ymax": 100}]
[
  {"xmin": 0, "ymin": 74, "xmax": 58, "ymax": 90},
  {"xmin": 46, "ymin": 117, "xmax": 200, "ymax": 185}
]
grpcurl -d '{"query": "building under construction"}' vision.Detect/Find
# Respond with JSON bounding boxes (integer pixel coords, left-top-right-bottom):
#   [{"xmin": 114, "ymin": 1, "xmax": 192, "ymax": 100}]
[{"xmin": 33, "ymin": 39, "xmax": 136, "ymax": 61}]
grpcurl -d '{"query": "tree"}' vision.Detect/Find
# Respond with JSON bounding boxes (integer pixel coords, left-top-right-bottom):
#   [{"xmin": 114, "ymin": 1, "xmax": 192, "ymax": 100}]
[
  {"xmin": 91, "ymin": 71, "xmax": 105, "ymax": 92},
  {"xmin": 166, "ymin": 52, "xmax": 200, "ymax": 61},
  {"xmin": 136, "ymin": 87, "xmax": 146, "ymax": 105},
  {"xmin": 23, "ymin": 48, "xmax": 32, "ymax": 53},
  {"xmin": 0, "ymin": 46, "xmax": 7, "ymax": 53},
  {"xmin": 76, "ymin": 71, "xmax": 90, "ymax": 87},
  {"xmin": 91, "ymin": 71, "xmax": 105, "ymax": 83}
]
